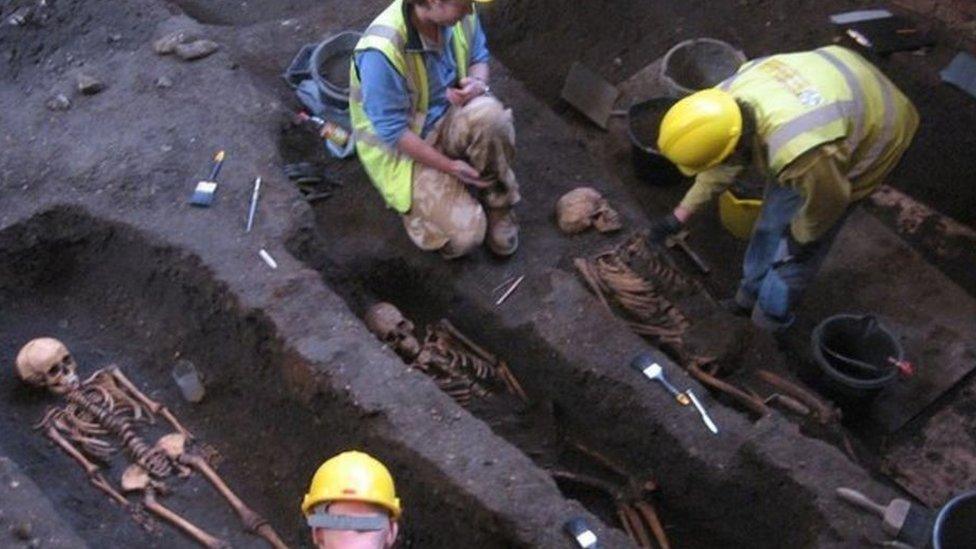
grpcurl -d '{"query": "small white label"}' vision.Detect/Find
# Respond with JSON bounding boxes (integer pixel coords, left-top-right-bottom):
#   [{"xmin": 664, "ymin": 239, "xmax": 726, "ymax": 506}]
[
  {"xmin": 576, "ymin": 531, "xmax": 597, "ymax": 547},
  {"xmin": 259, "ymin": 249, "xmax": 278, "ymax": 269}
]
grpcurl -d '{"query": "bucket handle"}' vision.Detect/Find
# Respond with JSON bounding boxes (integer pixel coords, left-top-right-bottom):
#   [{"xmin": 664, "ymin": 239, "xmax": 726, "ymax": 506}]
[{"xmin": 857, "ymin": 315, "xmax": 879, "ymax": 339}]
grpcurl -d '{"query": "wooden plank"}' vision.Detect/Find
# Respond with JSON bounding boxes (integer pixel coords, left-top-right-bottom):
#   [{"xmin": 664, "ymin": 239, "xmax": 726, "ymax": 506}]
[{"xmin": 884, "ymin": 404, "xmax": 976, "ymax": 507}]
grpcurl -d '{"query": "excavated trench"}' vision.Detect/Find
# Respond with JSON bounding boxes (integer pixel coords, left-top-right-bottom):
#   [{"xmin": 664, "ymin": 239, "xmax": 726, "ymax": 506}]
[
  {"xmin": 0, "ymin": 207, "xmax": 548, "ymax": 548},
  {"xmin": 287, "ymin": 226, "xmax": 836, "ymax": 548}
]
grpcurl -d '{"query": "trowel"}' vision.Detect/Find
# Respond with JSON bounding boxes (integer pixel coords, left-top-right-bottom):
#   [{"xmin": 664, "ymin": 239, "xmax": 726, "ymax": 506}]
[{"xmin": 560, "ymin": 61, "xmax": 623, "ymax": 129}]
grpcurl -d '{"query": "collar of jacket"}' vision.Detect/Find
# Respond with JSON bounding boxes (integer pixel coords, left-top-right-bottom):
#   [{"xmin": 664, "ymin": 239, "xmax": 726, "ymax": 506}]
[{"xmin": 401, "ymin": 1, "xmax": 446, "ymax": 53}]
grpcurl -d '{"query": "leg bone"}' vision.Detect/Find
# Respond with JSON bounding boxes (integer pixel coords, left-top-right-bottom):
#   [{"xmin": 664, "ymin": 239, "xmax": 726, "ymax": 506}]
[
  {"xmin": 180, "ymin": 452, "xmax": 288, "ymax": 549},
  {"xmin": 755, "ymin": 369, "xmax": 838, "ymax": 424},
  {"xmin": 634, "ymin": 500, "xmax": 670, "ymax": 549},
  {"xmin": 616, "ymin": 504, "xmax": 643, "ymax": 547},
  {"xmin": 143, "ymin": 488, "xmax": 228, "ymax": 549},
  {"xmin": 618, "ymin": 502, "xmax": 653, "ymax": 547}
]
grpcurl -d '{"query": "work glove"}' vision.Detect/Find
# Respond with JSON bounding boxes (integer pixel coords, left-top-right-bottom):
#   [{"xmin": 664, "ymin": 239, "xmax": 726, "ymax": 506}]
[{"xmin": 648, "ymin": 213, "xmax": 682, "ymax": 244}]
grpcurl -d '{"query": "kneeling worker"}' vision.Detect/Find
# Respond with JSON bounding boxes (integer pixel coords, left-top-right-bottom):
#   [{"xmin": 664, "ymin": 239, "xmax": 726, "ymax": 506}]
[
  {"xmin": 651, "ymin": 46, "xmax": 918, "ymax": 332},
  {"xmin": 351, "ymin": 0, "xmax": 520, "ymax": 259},
  {"xmin": 302, "ymin": 451, "xmax": 401, "ymax": 549}
]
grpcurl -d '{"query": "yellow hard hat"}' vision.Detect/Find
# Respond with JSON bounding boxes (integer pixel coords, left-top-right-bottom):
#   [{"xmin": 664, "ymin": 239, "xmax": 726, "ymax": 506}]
[
  {"xmin": 657, "ymin": 89, "xmax": 743, "ymax": 176},
  {"xmin": 302, "ymin": 451, "xmax": 402, "ymax": 519}
]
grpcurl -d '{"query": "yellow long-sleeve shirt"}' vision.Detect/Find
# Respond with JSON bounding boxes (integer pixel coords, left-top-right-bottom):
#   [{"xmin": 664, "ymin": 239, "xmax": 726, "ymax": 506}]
[{"xmin": 678, "ymin": 139, "xmax": 856, "ymax": 244}]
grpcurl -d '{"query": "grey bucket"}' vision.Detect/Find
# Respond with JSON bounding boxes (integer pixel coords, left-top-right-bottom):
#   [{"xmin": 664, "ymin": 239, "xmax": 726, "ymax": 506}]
[
  {"xmin": 810, "ymin": 314, "xmax": 903, "ymax": 403},
  {"xmin": 310, "ymin": 31, "xmax": 362, "ymax": 110},
  {"xmin": 660, "ymin": 38, "xmax": 747, "ymax": 97}
]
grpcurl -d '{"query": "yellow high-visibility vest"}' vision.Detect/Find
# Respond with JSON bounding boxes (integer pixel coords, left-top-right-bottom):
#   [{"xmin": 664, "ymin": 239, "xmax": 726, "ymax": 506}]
[
  {"xmin": 349, "ymin": 0, "xmax": 478, "ymax": 213},
  {"xmin": 720, "ymin": 46, "xmax": 919, "ymax": 199}
]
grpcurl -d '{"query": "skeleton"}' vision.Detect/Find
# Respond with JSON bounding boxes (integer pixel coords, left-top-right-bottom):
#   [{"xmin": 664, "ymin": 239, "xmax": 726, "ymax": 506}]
[
  {"xmin": 574, "ymin": 233, "xmax": 696, "ymax": 347},
  {"xmin": 15, "ymin": 338, "xmax": 288, "ymax": 549},
  {"xmin": 556, "ymin": 187, "xmax": 623, "ymax": 234},
  {"xmin": 364, "ymin": 304, "xmax": 527, "ymax": 406},
  {"xmin": 549, "ymin": 441, "xmax": 669, "ymax": 549},
  {"xmin": 575, "ymin": 233, "xmax": 770, "ymax": 417}
]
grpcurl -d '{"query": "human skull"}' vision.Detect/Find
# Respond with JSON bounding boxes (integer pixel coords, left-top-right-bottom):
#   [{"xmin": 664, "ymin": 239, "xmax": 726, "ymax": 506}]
[
  {"xmin": 15, "ymin": 337, "xmax": 80, "ymax": 394},
  {"xmin": 364, "ymin": 303, "xmax": 421, "ymax": 360},
  {"xmin": 555, "ymin": 187, "xmax": 623, "ymax": 234}
]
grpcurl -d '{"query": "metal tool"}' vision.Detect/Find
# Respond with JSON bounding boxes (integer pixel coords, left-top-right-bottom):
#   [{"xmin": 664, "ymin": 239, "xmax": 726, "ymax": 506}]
[
  {"xmin": 686, "ymin": 389, "xmax": 718, "ymax": 435},
  {"xmin": 664, "ymin": 230, "xmax": 710, "ymax": 274},
  {"xmin": 494, "ymin": 275, "xmax": 525, "ymax": 306},
  {"xmin": 245, "ymin": 176, "xmax": 261, "ymax": 232},
  {"xmin": 560, "ymin": 61, "xmax": 621, "ymax": 130},
  {"xmin": 630, "ymin": 352, "xmax": 690, "ymax": 405}
]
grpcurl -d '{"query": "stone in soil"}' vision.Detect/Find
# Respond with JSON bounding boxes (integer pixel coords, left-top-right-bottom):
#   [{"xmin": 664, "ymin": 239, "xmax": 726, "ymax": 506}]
[
  {"xmin": 153, "ymin": 30, "xmax": 191, "ymax": 54},
  {"xmin": 76, "ymin": 74, "xmax": 104, "ymax": 95},
  {"xmin": 175, "ymin": 39, "xmax": 219, "ymax": 61},
  {"xmin": 45, "ymin": 94, "xmax": 71, "ymax": 111}
]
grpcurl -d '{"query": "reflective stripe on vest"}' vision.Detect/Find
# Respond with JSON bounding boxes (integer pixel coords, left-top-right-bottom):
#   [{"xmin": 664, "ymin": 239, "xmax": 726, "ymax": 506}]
[
  {"xmin": 348, "ymin": 0, "xmax": 477, "ymax": 213},
  {"xmin": 721, "ymin": 47, "xmax": 909, "ymax": 180}
]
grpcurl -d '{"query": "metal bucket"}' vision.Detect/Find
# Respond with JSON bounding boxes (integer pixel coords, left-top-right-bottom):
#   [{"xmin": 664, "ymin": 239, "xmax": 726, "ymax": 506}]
[
  {"xmin": 626, "ymin": 97, "xmax": 683, "ymax": 185},
  {"xmin": 810, "ymin": 314, "xmax": 903, "ymax": 404},
  {"xmin": 660, "ymin": 38, "xmax": 747, "ymax": 97}
]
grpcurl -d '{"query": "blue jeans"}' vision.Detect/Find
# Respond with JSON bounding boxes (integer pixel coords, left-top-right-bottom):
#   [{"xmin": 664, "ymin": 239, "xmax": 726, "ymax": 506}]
[{"xmin": 733, "ymin": 184, "xmax": 848, "ymax": 331}]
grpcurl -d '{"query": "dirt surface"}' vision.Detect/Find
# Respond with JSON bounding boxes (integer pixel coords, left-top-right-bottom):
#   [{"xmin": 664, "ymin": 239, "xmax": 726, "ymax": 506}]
[{"xmin": 1, "ymin": 0, "xmax": 975, "ymax": 547}]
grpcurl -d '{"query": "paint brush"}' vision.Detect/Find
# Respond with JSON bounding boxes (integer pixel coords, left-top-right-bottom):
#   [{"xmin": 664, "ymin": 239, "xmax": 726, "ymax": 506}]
[
  {"xmin": 189, "ymin": 150, "xmax": 225, "ymax": 207},
  {"xmin": 245, "ymin": 176, "xmax": 261, "ymax": 232}
]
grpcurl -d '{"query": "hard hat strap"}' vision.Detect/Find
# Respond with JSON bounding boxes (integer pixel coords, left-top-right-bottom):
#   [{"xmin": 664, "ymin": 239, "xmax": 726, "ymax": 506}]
[{"xmin": 307, "ymin": 511, "xmax": 389, "ymax": 532}]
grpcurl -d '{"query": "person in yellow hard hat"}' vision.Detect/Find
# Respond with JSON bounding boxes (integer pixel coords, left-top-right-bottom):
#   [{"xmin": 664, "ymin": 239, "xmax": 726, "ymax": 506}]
[
  {"xmin": 650, "ymin": 46, "xmax": 919, "ymax": 332},
  {"xmin": 350, "ymin": 0, "xmax": 521, "ymax": 260},
  {"xmin": 302, "ymin": 451, "xmax": 401, "ymax": 549}
]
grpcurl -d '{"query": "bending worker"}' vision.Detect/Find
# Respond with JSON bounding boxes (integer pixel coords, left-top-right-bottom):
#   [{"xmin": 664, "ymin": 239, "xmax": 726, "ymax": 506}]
[
  {"xmin": 350, "ymin": 0, "xmax": 520, "ymax": 259},
  {"xmin": 650, "ymin": 46, "xmax": 918, "ymax": 332},
  {"xmin": 302, "ymin": 451, "xmax": 401, "ymax": 549}
]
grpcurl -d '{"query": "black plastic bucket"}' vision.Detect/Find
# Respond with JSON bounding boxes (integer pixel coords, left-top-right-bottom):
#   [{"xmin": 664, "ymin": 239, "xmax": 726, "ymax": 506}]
[
  {"xmin": 810, "ymin": 314, "xmax": 903, "ymax": 403},
  {"xmin": 626, "ymin": 98, "xmax": 683, "ymax": 185},
  {"xmin": 933, "ymin": 491, "xmax": 976, "ymax": 549}
]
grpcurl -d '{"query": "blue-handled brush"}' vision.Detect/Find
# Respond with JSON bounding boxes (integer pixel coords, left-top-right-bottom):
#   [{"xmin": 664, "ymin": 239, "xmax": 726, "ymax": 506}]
[{"xmin": 189, "ymin": 150, "xmax": 225, "ymax": 207}]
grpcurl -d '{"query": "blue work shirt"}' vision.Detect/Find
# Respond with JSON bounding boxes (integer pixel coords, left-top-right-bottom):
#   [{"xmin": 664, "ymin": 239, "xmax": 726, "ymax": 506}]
[{"xmin": 354, "ymin": 16, "xmax": 489, "ymax": 147}]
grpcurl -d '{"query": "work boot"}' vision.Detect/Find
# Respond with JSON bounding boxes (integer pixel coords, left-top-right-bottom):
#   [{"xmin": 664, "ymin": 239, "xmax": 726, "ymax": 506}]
[{"xmin": 486, "ymin": 208, "xmax": 519, "ymax": 257}]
